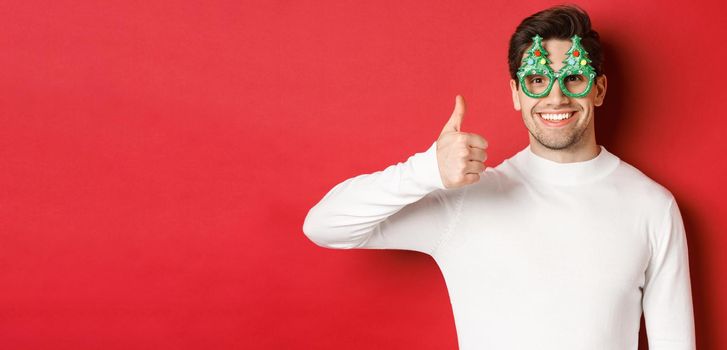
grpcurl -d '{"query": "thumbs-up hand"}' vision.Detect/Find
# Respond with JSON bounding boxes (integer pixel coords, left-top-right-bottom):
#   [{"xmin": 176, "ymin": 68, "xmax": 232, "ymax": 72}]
[{"xmin": 436, "ymin": 95, "xmax": 488, "ymax": 189}]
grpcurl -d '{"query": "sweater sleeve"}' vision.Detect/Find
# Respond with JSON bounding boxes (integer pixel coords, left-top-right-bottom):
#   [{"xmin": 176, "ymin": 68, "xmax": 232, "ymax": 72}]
[
  {"xmin": 642, "ymin": 197, "xmax": 696, "ymax": 350},
  {"xmin": 302, "ymin": 141, "xmax": 465, "ymax": 255}
]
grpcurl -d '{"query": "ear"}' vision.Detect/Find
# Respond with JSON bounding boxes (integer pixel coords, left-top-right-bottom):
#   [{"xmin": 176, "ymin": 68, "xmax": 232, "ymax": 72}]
[
  {"xmin": 510, "ymin": 79, "xmax": 521, "ymax": 111},
  {"xmin": 594, "ymin": 74, "xmax": 607, "ymax": 107}
]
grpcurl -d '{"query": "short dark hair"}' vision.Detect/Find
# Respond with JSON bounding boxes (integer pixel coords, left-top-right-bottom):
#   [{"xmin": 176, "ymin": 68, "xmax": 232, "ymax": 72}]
[{"xmin": 508, "ymin": 4, "xmax": 604, "ymax": 84}]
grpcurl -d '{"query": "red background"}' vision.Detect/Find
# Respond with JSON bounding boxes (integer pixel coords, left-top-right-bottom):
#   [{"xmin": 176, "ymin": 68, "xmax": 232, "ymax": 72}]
[{"xmin": 1, "ymin": 0, "xmax": 725, "ymax": 349}]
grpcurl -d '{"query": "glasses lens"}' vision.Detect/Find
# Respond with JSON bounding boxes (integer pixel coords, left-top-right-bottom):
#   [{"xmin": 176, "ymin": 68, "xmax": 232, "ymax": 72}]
[
  {"xmin": 523, "ymin": 74, "xmax": 551, "ymax": 96},
  {"xmin": 562, "ymin": 74, "xmax": 589, "ymax": 95}
]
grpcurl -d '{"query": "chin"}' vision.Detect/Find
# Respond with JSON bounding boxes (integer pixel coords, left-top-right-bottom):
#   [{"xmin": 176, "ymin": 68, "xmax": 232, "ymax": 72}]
[{"xmin": 539, "ymin": 139, "xmax": 579, "ymax": 150}]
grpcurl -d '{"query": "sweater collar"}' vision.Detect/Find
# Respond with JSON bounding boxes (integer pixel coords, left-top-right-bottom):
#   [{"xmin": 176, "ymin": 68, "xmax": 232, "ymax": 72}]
[{"xmin": 512, "ymin": 144, "xmax": 620, "ymax": 186}]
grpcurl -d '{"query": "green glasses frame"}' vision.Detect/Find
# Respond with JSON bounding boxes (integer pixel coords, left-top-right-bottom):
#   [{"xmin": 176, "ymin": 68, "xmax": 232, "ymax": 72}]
[{"xmin": 516, "ymin": 34, "xmax": 597, "ymax": 98}]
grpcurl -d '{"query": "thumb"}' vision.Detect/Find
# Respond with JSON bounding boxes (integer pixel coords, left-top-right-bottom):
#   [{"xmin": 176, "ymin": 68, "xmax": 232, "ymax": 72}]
[{"xmin": 441, "ymin": 95, "xmax": 466, "ymax": 135}]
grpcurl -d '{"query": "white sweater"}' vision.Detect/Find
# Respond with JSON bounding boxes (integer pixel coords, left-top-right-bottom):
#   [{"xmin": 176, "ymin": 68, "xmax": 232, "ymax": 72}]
[{"xmin": 303, "ymin": 141, "xmax": 695, "ymax": 350}]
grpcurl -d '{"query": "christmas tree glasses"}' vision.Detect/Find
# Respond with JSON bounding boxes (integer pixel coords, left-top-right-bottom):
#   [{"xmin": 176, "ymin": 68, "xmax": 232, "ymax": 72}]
[{"xmin": 516, "ymin": 34, "xmax": 597, "ymax": 98}]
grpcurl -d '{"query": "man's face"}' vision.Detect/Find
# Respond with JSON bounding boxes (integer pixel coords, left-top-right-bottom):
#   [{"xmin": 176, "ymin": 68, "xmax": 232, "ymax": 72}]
[{"xmin": 509, "ymin": 38, "xmax": 607, "ymax": 151}]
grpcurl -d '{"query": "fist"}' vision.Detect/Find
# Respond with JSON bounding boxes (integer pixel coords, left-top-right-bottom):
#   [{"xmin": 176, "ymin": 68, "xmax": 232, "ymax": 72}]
[{"xmin": 436, "ymin": 95, "xmax": 488, "ymax": 189}]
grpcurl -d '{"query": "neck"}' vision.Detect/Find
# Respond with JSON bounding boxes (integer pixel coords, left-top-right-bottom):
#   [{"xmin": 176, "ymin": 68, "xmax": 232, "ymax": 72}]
[{"xmin": 528, "ymin": 131, "xmax": 600, "ymax": 163}]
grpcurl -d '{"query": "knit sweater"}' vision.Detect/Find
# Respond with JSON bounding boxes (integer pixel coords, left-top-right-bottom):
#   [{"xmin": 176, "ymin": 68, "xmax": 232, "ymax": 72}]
[{"xmin": 303, "ymin": 141, "xmax": 695, "ymax": 350}]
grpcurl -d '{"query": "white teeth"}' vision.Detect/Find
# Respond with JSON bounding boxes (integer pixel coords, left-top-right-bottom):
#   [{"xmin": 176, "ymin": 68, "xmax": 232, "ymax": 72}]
[{"xmin": 539, "ymin": 112, "xmax": 572, "ymax": 121}]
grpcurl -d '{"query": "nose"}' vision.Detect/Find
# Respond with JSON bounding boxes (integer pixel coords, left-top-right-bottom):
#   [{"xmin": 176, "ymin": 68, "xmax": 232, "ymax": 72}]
[{"xmin": 545, "ymin": 81, "xmax": 570, "ymax": 105}]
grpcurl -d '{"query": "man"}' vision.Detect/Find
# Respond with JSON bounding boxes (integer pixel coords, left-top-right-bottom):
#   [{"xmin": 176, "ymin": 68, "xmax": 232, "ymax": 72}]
[{"xmin": 303, "ymin": 5, "xmax": 695, "ymax": 350}]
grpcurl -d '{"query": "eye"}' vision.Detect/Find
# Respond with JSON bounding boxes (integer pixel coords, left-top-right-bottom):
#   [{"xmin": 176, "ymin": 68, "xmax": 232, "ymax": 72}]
[{"xmin": 565, "ymin": 75, "xmax": 583, "ymax": 82}]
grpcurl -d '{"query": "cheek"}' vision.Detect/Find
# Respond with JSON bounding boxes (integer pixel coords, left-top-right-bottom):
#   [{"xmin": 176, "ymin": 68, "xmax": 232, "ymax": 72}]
[
  {"xmin": 522, "ymin": 100, "xmax": 538, "ymax": 114},
  {"xmin": 575, "ymin": 103, "xmax": 595, "ymax": 120},
  {"xmin": 574, "ymin": 97, "xmax": 594, "ymax": 111}
]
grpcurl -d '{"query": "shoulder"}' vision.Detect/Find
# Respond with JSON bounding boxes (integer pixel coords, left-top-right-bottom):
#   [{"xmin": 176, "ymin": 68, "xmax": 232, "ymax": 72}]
[
  {"xmin": 607, "ymin": 157, "xmax": 678, "ymax": 236},
  {"xmin": 458, "ymin": 156, "xmax": 525, "ymax": 203},
  {"xmin": 611, "ymin": 158, "xmax": 675, "ymax": 206},
  {"xmin": 611, "ymin": 160, "xmax": 689, "ymax": 256}
]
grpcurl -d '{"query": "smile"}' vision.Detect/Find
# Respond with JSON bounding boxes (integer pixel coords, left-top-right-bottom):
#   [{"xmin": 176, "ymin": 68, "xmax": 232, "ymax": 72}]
[
  {"xmin": 536, "ymin": 111, "xmax": 576, "ymax": 127},
  {"xmin": 538, "ymin": 112, "xmax": 573, "ymax": 121}
]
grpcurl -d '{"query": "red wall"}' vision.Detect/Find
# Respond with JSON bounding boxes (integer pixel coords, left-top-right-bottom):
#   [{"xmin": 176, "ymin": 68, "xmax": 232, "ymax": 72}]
[{"xmin": 1, "ymin": 0, "xmax": 724, "ymax": 348}]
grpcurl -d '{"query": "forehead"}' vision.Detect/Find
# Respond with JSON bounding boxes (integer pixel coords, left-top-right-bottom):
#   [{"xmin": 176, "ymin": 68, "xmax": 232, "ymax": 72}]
[{"xmin": 522, "ymin": 38, "xmax": 572, "ymax": 70}]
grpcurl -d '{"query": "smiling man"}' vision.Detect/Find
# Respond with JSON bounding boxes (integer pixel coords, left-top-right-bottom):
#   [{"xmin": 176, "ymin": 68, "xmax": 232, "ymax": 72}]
[
  {"xmin": 509, "ymin": 23, "xmax": 606, "ymax": 164},
  {"xmin": 303, "ymin": 5, "xmax": 695, "ymax": 350}
]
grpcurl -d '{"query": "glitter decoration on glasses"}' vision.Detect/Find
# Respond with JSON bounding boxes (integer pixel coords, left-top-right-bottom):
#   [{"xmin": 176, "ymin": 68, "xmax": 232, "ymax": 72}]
[{"xmin": 517, "ymin": 34, "xmax": 597, "ymax": 98}]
